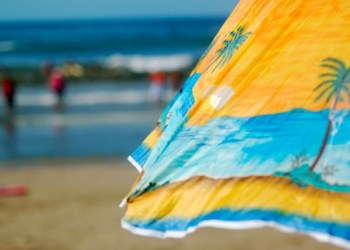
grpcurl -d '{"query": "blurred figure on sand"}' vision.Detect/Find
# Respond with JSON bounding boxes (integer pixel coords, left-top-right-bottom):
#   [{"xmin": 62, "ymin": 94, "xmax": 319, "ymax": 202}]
[
  {"xmin": 169, "ymin": 71, "xmax": 183, "ymax": 98},
  {"xmin": 149, "ymin": 70, "xmax": 166, "ymax": 105},
  {"xmin": 49, "ymin": 67, "xmax": 66, "ymax": 110},
  {"xmin": 1, "ymin": 72, "xmax": 17, "ymax": 112}
]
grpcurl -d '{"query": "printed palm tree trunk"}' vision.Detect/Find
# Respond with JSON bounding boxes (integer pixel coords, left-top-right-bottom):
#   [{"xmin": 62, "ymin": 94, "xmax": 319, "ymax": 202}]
[
  {"xmin": 310, "ymin": 57, "xmax": 350, "ymax": 171},
  {"xmin": 309, "ymin": 119, "xmax": 332, "ymax": 171},
  {"xmin": 310, "ymin": 95, "xmax": 341, "ymax": 171}
]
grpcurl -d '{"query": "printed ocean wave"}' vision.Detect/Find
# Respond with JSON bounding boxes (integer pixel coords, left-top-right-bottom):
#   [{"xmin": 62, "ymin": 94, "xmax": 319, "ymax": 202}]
[{"xmin": 123, "ymin": 208, "xmax": 350, "ymax": 248}]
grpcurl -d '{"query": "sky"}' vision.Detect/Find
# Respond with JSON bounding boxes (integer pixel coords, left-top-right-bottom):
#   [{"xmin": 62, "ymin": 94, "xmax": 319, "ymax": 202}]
[{"xmin": 0, "ymin": 0, "xmax": 238, "ymax": 21}]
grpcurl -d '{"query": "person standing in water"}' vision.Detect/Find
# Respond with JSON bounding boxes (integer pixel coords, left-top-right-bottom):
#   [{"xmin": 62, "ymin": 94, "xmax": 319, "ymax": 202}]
[
  {"xmin": 49, "ymin": 67, "xmax": 66, "ymax": 107},
  {"xmin": 149, "ymin": 70, "xmax": 166, "ymax": 105},
  {"xmin": 1, "ymin": 72, "xmax": 17, "ymax": 112}
]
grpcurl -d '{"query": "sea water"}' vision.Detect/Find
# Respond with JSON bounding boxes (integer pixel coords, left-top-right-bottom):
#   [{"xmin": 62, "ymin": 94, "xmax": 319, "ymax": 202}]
[
  {"xmin": 0, "ymin": 17, "xmax": 225, "ymax": 162},
  {"xmin": 0, "ymin": 17, "xmax": 225, "ymax": 67},
  {"xmin": 0, "ymin": 81, "xmax": 164, "ymax": 162}
]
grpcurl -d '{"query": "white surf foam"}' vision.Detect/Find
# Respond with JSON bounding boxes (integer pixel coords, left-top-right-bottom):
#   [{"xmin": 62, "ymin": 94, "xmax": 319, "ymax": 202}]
[
  {"xmin": 16, "ymin": 90, "xmax": 150, "ymax": 107},
  {"xmin": 105, "ymin": 54, "xmax": 194, "ymax": 73}
]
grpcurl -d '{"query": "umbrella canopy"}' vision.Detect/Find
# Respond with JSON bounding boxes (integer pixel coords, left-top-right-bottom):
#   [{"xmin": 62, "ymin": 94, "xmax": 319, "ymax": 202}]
[{"xmin": 122, "ymin": 0, "xmax": 350, "ymax": 248}]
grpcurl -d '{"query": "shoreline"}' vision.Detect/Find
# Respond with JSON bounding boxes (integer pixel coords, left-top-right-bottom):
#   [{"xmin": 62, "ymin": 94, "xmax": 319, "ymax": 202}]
[
  {"xmin": 1, "ymin": 61, "xmax": 194, "ymax": 85},
  {"xmin": 0, "ymin": 156, "xmax": 128, "ymax": 168}
]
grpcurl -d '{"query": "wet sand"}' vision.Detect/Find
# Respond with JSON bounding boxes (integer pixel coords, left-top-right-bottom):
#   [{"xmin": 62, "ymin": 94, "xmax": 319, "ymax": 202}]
[{"xmin": 0, "ymin": 159, "xmax": 341, "ymax": 250}]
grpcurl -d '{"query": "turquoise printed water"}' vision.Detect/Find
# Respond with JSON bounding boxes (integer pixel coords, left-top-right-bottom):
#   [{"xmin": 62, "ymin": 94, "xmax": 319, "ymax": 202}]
[{"xmin": 136, "ymin": 108, "xmax": 350, "ymax": 189}]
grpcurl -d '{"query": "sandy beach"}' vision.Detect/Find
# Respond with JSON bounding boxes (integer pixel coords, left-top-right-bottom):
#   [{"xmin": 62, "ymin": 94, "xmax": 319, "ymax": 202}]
[{"xmin": 0, "ymin": 158, "xmax": 342, "ymax": 250}]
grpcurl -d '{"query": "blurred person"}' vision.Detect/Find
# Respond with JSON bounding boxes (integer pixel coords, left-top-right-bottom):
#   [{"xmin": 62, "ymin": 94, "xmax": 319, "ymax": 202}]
[
  {"xmin": 149, "ymin": 70, "xmax": 166, "ymax": 105},
  {"xmin": 1, "ymin": 72, "xmax": 17, "ymax": 112},
  {"xmin": 49, "ymin": 67, "xmax": 66, "ymax": 109},
  {"xmin": 86, "ymin": 63, "xmax": 101, "ymax": 78},
  {"xmin": 41, "ymin": 61, "xmax": 53, "ymax": 77}
]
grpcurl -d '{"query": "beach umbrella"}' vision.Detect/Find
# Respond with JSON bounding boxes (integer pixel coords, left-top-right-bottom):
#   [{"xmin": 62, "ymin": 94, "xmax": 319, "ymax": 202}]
[{"xmin": 121, "ymin": 0, "xmax": 350, "ymax": 248}]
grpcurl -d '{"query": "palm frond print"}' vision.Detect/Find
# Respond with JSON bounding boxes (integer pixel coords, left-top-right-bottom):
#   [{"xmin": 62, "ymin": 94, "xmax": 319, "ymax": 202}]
[
  {"xmin": 205, "ymin": 25, "xmax": 251, "ymax": 73},
  {"xmin": 314, "ymin": 58, "xmax": 350, "ymax": 105}
]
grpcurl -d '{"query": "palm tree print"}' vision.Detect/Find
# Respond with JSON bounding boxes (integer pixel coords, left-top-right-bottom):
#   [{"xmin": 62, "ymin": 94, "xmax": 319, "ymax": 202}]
[
  {"xmin": 310, "ymin": 58, "xmax": 350, "ymax": 171},
  {"xmin": 204, "ymin": 25, "xmax": 251, "ymax": 72},
  {"xmin": 196, "ymin": 37, "xmax": 217, "ymax": 68}
]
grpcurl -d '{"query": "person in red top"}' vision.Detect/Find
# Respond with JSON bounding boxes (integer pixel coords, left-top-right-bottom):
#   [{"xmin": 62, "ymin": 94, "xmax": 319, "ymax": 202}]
[
  {"xmin": 49, "ymin": 67, "xmax": 66, "ymax": 102},
  {"xmin": 2, "ymin": 74, "xmax": 16, "ymax": 111}
]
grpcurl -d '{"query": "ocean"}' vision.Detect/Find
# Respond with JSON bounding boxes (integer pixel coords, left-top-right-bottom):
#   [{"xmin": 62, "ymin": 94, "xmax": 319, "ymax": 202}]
[
  {"xmin": 0, "ymin": 17, "xmax": 225, "ymax": 162},
  {"xmin": 0, "ymin": 17, "xmax": 225, "ymax": 68},
  {"xmin": 0, "ymin": 81, "xmax": 165, "ymax": 162}
]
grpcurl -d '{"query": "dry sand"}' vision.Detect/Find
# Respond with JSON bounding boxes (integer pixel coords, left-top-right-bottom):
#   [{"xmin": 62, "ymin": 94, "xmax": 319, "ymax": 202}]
[{"xmin": 0, "ymin": 159, "xmax": 342, "ymax": 250}]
